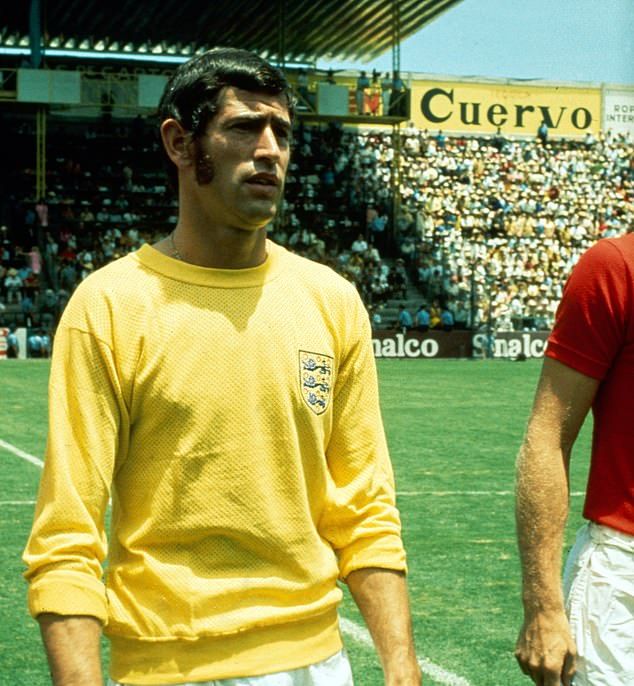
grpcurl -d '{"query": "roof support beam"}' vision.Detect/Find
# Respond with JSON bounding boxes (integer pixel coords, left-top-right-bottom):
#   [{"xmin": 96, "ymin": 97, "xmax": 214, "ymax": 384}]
[
  {"xmin": 392, "ymin": 0, "xmax": 401, "ymax": 76},
  {"xmin": 278, "ymin": 0, "xmax": 286, "ymax": 69},
  {"xmin": 29, "ymin": 0, "xmax": 43, "ymax": 68}
]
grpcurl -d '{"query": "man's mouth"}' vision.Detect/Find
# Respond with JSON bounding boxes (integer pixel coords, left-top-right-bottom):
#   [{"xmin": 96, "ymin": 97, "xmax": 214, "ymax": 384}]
[{"xmin": 246, "ymin": 173, "xmax": 279, "ymax": 187}]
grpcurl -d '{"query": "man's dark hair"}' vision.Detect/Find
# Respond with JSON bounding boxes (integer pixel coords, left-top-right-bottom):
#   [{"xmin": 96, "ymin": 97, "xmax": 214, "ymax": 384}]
[{"xmin": 158, "ymin": 47, "xmax": 295, "ymax": 190}]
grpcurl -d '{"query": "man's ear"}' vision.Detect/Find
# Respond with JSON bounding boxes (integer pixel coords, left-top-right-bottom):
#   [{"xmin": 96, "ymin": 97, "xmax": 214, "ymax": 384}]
[{"xmin": 160, "ymin": 119, "xmax": 194, "ymax": 170}]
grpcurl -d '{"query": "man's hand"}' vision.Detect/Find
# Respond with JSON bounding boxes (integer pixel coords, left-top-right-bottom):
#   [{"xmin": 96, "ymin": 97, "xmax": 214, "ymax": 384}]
[{"xmin": 515, "ymin": 609, "xmax": 576, "ymax": 686}]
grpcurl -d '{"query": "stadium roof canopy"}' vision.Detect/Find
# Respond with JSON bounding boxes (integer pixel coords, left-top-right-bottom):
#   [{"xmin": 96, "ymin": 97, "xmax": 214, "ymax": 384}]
[{"xmin": 1, "ymin": 0, "xmax": 462, "ymax": 66}]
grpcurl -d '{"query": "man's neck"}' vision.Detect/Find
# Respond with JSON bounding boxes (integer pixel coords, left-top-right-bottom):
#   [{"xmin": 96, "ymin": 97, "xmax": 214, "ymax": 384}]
[{"xmin": 155, "ymin": 220, "xmax": 268, "ymax": 270}]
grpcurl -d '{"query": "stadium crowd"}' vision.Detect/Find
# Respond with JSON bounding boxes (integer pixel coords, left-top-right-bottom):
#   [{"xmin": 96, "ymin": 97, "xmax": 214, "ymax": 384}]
[
  {"xmin": 1, "ymin": 113, "xmax": 632, "ymax": 351},
  {"xmin": 396, "ymin": 125, "xmax": 633, "ymax": 331}
]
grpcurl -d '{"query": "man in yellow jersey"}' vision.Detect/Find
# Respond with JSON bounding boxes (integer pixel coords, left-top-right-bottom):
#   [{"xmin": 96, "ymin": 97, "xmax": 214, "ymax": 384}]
[{"xmin": 24, "ymin": 48, "xmax": 421, "ymax": 686}]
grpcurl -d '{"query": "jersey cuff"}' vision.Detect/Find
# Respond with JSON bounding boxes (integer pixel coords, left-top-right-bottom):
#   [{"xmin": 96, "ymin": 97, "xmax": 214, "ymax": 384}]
[
  {"xmin": 337, "ymin": 536, "xmax": 407, "ymax": 580},
  {"xmin": 28, "ymin": 570, "xmax": 108, "ymax": 623}
]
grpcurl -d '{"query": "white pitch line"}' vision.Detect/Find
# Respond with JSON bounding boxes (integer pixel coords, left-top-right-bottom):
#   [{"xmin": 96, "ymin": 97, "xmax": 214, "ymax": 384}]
[
  {"xmin": 0, "ymin": 500, "xmax": 36, "ymax": 506},
  {"xmin": 0, "ymin": 439, "xmax": 44, "ymax": 468},
  {"xmin": 340, "ymin": 617, "xmax": 473, "ymax": 686},
  {"xmin": 397, "ymin": 490, "xmax": 585, "ymax": 497}
]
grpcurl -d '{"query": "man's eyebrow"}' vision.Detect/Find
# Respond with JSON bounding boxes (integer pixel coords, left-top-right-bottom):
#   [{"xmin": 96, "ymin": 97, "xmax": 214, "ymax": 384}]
[
  {"xmin": 271, "ymin": 115, "xmax": 292, "ymax": 131},
  {"xmin": 225, "ymin": 113, "xmax": 291, "ymax": 130}
]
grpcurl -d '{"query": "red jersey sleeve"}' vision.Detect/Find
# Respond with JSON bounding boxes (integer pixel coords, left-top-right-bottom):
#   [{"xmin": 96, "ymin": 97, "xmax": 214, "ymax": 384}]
[{"xmin": 546, "ymin": 239, "xmax": 630, "ymax": 380}]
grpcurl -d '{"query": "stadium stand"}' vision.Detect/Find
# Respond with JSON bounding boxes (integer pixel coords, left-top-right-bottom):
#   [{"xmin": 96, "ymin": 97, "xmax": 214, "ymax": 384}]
[
  {"xmin": 0, "ymin": 112, "xmax": 632, "ymax": 345},
  {"xmin": 2, "ymin": 1, "xmax": 630, "ymax": 356}
]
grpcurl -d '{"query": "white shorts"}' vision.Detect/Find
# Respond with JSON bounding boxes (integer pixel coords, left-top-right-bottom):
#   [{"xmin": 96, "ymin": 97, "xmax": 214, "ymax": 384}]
[
  {"xmin": 108, "ymin": 648, "xmax": 354, "ymax": 686},
  {"xmin": 563, "ymin": 522, "xmax": 634, "ymax": 686}
]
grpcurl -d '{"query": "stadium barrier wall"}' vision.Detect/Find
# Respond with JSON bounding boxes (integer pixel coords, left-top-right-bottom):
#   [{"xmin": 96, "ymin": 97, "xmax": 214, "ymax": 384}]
[
  {"xmin": 372, "ymin": 331, "xmax": 549, "ymax": 359},
  {"xmin": 0, "ymin": 329, "xmax": 549, "ymax": 361}
]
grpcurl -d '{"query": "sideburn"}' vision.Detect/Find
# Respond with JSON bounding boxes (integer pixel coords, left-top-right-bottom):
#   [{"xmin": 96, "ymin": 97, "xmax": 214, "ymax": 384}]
[{"xmin": 192, "ymin": 137, "xmax": 215, "ymax": 185}]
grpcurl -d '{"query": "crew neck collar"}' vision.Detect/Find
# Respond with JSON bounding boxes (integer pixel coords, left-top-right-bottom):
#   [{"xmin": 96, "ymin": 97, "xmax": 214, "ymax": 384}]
[{"xmin": 133, "ymin": 239, "xmax": 284, "ymax": 288}]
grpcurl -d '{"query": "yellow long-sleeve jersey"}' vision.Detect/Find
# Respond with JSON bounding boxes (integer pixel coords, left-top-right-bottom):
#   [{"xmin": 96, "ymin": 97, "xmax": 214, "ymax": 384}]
[{"xmin": 23, "ymin": 240, "xmax": 406, "ymax": 685}]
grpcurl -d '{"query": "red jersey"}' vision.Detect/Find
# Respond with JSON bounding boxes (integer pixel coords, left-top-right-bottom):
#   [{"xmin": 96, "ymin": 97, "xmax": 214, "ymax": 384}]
[{"xmin": 546, "ymin": 234, "xmax": 634, "ymax": 535}]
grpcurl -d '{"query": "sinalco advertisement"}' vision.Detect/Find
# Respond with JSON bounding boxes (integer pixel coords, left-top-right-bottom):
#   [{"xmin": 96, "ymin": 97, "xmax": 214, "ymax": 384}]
[{"xmin": 372, "ymin": 331, "xmax": 549, "ymax": 360}]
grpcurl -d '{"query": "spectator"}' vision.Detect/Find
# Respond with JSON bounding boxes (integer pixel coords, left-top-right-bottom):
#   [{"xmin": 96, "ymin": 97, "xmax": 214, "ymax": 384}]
[
  {"xmin": 389, "ymin": 259, "xmax": 408, "ymax": 298},
  {"xmin": 370, "ymin": 306, "xmax": 383, "ymax": 331},
  {"xmin": 370, "ymin": 212, "xmax": 389, "ymax": 252},
  {"xmin": 6, "ymin": 325, "xmax": 19, "ymax": 358},
  {"xmin": 356, "ymin": 71, "xmax": 370, "ymax": 115},
  {"xmin": 350, "ymin": 233, "xmax": 368, "ymax": 254},
  {"xmin": 453, "ymin": 301, "xmax": 470, "ymax": 330},
  {"xmin": 40, "ymin": 289, "xmax": 59, "ymax": 330},
  {"xmin": 398, "ymin": 305, "xmax": 413, "ymax": 333},
  {"xmin": 4, "ymin": 268, "xmax": 21, "ymax": 304},
  {"xmin": 441, "ymin": 306, "xmax": 455, "ymax": 332},
  {"xmin": 22, "ymin": 245, "xmax": 43, "ymax": 278},
  {"xmin": 381, "ymin": 73, "xmax": 392, "ymax": 116},
  {"xmin": 366, "ymin": 70, "xmax": 381, "ymax": 115},
  {"xmin": 415, "ymin": 304, "xmax": 430, "ymax": 332},
  {"xmin": 41, "ymin": 329, "xmax": 51, "ymax": 358},
  {"xmin": 429, "ymin": 300, "xmax": 442, "ymax": 329},
  {"xmin": 27, "ymin": 329, "xmax": 43, "ymax": 358},
  {"xmin": 44, "ymin": 233, "xmax": 59, "ymax": 289},
  {"xmin": 59, "ymin": 261, "xmax": 78, "ymax": 292},
  {"xmin": 80, "ymin": 260, "xmax": 94, "ymax": 281},
  {"xmin": 21, "ymin": 293, "xmax": 34, "ymax": 327}
]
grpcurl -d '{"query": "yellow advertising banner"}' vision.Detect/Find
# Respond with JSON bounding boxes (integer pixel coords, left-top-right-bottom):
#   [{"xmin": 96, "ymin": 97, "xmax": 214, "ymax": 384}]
[{"xmin": 410, "ymin": 80, "xmax": 602, "ymax": 137}]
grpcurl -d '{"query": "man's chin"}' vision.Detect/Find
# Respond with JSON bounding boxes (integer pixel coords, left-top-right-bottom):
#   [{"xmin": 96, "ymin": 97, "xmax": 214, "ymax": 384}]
[
  {"xmin": 238, "ymin": 203, "xmax": 279, "ymax": 230},
  {"xmin": 233, "ymin": 213, "xmax": 276, "ymax": 233}
]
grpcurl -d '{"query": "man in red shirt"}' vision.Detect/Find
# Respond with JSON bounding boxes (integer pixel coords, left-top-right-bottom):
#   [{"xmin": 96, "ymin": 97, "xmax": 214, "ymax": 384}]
[{"xmin": 514, "ymin": 234, "xmax": 634, "ymax": 686}]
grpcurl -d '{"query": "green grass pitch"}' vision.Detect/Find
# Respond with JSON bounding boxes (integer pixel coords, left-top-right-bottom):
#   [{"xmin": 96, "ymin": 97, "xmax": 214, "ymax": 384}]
[{"xmin": 0, "ymin": 359, "xmax": 591, "ymax": 685}]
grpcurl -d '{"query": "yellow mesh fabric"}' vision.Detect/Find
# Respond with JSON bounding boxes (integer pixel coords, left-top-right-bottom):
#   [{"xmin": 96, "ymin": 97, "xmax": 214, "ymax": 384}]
[{"xmin": 23, "ymin": 241, "xmax": 406, "ymax": 683}]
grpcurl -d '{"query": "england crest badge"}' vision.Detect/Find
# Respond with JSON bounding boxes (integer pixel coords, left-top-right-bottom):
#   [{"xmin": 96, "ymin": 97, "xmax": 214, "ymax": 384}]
[{"xmin": 299, "ymin": 351, "xmax": 334, "ymax": 415}]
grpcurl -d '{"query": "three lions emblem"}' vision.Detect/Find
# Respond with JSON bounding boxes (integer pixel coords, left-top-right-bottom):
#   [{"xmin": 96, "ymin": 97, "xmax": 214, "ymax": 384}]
[{"xmin": 299, "ymin": 351, "xmax": 333, "ymax": 415}]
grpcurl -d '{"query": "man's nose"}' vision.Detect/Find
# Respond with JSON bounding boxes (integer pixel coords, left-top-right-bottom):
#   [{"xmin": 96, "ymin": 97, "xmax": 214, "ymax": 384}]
[{"xmin": 255, "ymin": 126, "xmax": 282, "ymax": 161}]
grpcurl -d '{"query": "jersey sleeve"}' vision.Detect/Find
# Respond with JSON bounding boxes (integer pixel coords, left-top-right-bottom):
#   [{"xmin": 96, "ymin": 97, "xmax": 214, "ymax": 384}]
[
  {"xmin": 320, "ymin": 286, "xmax": 407, "ymax": 579},
  {"xmin": 546, "ymin": 239, "xmax": 631, "ymax": 380},
  {"xmin": 22, "ymin": 309, "xmax": 129, "ymax": 622}
]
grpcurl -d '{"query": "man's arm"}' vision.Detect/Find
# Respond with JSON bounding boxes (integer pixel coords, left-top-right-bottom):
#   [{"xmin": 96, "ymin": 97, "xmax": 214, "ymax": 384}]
[
  {"xmin": 23, "ymin": 319, "xmax": 124, "ymax": 682},
  {"xmin": 346, "ymin": 567, "xmax": 421, "ymax": 686},
  {"xmin": 514, "ymin": 357, "xmax": 598, "ymax": 686},
  {"xmin": 38, "ymin": 614, "xmax": 103, "ymax": 686}
]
